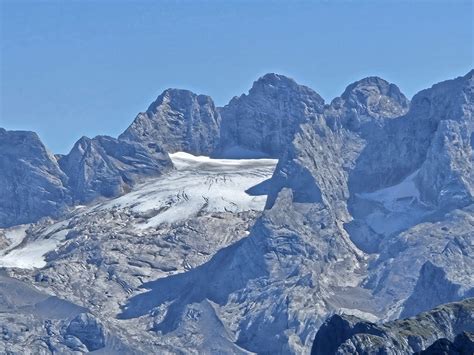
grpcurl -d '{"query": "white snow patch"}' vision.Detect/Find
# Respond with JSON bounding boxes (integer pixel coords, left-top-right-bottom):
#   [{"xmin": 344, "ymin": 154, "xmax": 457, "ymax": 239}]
[
  {"xmin": 0, "ymin": 226, "xmax": 69, "ymax": 269},
  {"xmin": 101, "ymin": 152, "xmax": 278, "ymax": 229},
  {"xmin": 358, "ymin": 170, "xmax": 420, "ymax": 210},
  {"xmin": 1, "ymin": 224, "xmax": 29, "ymax": 252},
  {"xmin": 337, "ymin": 308, "xmax": 379, "ymax": 323},
  {"xmin": 0, "ymin": 153, "xmax": 277, "ymax": 269},
  {"xmin": 356, "ymin": 170, "xmax": 432, "ymax": 236}
]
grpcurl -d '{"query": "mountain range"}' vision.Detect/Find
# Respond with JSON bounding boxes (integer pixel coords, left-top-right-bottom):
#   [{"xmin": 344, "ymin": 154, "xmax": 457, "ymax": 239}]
[{"xmin": 0, "ymin": 70, "xmax": 472, "ymax": 354}]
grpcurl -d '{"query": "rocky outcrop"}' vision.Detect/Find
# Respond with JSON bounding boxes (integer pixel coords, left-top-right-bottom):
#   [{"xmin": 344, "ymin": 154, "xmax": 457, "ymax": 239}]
[
  {"xmin": 64, "ymin": 313, "xmax": 105, "ymax": 351},
  {"xmin": 0, "ymin": 129, "xmax": 71, "ymax": 227},
  {"xmin": 417, "ymin": 332, "xmax": 474, "ymax": 355},
  {"xmin": 217, "ymin": 73, "xmax": 325, "ymax": 158},
  {"xmin": 1, "ymin": 70, "xmax": 473, "ymax": 354},
  {"xmin": 311, "ymin": 298, "xmax": 474, "ymax": 354},
  {"xmin": 120, "ymin": 89, "xmax": 221, "ymax": 156},
  {"xmin": 401, "ymin": 261, "xmax": 474, "ymax": 318},
  {"xmin": 59, "ymin": 135, "xmax": 171, "ymax": 203},
  {"xmin": 349, "ymin": 70, "xmax": 473, "ymax": 203},
  {"xmin": 326, "ymin": 76, "xmax": 409, "ymax": 132}
]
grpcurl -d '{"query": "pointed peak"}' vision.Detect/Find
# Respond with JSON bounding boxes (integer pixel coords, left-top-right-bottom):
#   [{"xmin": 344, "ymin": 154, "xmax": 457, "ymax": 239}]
[
  {"xmin": 336, "ymin": 76, "xmax": 409, "ymax": 119},
  {"xmin": 341, "ymin": 76, "xmax": 404, "ymax": 99},
  {"xmin": 250, "ymin": 73, "xmax": 302, "ymax": 93},
  {"xmin": 245, "ymin": 73, "xmax": 325, "ymax": 106},
  {"xmin": 0, "ymin": 129, "xmax": 44, "ymax": 146},
  {"xmin": 161, "ymin": 88, "xmax": 197, "ymax": 97},
  {"xmin": 147, "ymin": 88, "xmax": 214, "ymax": 113},
  {"xmin": 255, "ymin": 73, "xmax": 296, "ymax": 85}
]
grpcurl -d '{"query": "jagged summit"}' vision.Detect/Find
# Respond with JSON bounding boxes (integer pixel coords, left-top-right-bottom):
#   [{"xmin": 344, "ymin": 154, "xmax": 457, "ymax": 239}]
[
  {"xmin": 120, "ymin": 88, "xmax": 221, "ymax": 156},
  {"xmin": 328, "ymin": 76, "xmax": 409, "ymax": 130},
  {"xmin": 217, "ymin": 73, "xmax": 325, "ymax": 158},
  {"xmin": 145, "ymin": 88, "xmax": 214, "ymax": 114},
  {"xmin": 0, "ymin": 129, "xmax": 70, "ymax": 227},
  {"xmin": 341, "ymin": 76, "xmax": 403, "ymax": 98},
  {"xmin": 0, "ymin": 71, "xmax": 473, "ymax": 354},
  {"xmin": 248, "ymin": 73, "xmax": 323, "ymax": 99},
  {"xmin": 58, "ymin": 135, "xmax": 171, "ymax": 204}
]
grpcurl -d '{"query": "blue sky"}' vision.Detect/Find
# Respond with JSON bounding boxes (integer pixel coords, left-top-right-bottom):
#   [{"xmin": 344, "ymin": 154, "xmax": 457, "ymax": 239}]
[{"xmin": 1, "ymin": 0, "xmax": 472, "ymax": 153}]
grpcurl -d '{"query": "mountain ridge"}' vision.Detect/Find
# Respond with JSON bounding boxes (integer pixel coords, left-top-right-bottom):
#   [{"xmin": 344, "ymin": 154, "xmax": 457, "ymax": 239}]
[{"xmin": 0, "ymin": 70, "xmax": 472, "ymax": 354}]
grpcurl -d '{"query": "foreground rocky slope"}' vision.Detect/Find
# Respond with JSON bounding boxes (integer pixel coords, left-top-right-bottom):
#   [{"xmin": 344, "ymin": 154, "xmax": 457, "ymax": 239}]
[
  {"xmin": 0, "ymin": 70, "xmax": 472, "ymax": 354},
  {"xmin": 311, "ymin": 298, "xmax": 474, "ymax": 354}
]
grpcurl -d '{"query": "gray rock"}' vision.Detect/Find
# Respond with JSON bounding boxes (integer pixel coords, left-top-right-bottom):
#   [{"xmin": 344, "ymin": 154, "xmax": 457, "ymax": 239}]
[
  {"xmin": 311, "ymin": 298, "xmax": 474, "ymax": 354},
  {"xmin": 65, "ymin": 313, "xmax": 105, "ymax": 351},
  {"xmin": 417, "ymin": 331, "xmax": 474, "ymax": 355},
  {"xmin": 217, "ymin": 73, "xmax": 325, "ymax": 158},
  {"xmin": 0, "ymin": 129, "xmax": 70, "ymax": 227},
  {"xmin": 326, "ymin": 76, "xmax": 409, "ymax": 131},
  {"xmin": 349, "ymin": 70, "xmax": 473, "ymax": 201},
  {"xmin": 59, "ymin": 135, "xmax": 172, "ymax": 204},
  {"xmin": 401, "ymin": 261, "xmax": 474, "ymax": 318},
  {"xmin": 1, "ymin": 70, "xmax": 473, "ymax": 354},
  {"xmin": 120, "ymin": 89, "xmax": 221, "ymax": 156}
]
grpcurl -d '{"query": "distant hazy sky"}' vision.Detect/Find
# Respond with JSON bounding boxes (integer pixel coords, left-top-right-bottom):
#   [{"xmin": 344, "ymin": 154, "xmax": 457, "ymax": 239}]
[{"xmin": 1, "ymin": 0, "xmax": 473, "ymax": 153}]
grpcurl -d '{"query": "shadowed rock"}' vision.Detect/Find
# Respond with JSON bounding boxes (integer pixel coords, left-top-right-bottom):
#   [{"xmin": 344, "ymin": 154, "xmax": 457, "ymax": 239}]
[
  {"xmin": 59, "ymin": 135, "xmax": 172, "ymax": 203},
  {"xmin": 0, "ymin": 129, "xmax": 71, "ymax": 227},
  {"xmin": 311, "ymin": 298, "xmax": 474, "ymax": 354}
]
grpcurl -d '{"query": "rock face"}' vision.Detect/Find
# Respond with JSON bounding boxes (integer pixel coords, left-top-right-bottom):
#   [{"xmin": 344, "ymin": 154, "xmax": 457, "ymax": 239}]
[
  {"xmin": 417, "ymin": 332, "xmax": 474, "ymax": 355},
  {"xmin": 327, "ymin": 76, "xmax": 409, "ymax": 131},
  {"xmin": 65, "ymin": 313, "xmax": 105, "ymax": 351},
  {"xmin": 349, "ymin": 70, "xmax": 473, "ymax": 200},
  {"xmin": 401, "ymin": 261, "xmax": 474, "ymax": 318},
  {"xmin": 416, "ymin": 71, "xmax": 474, "ymax": 210},
  {"xmin": 120, "ymin": 89, "xmax": 221, "ymax": 156},
  {"xmin": 0, "ymin": 129, "xmax": 70, "ymax": 227},
  {"xmin": 217, "ymin": 73, "xmax": 325, "ymax": 158},
  {"xmin": 0, "ymin": 70, "xmax": 473, "ymax": 354},
  {"xmin": 311, "ymin": 298, "xmax": 474, "ymax": 354},
  {"xmin": 59, "ymin": 135, "xmax": 171, "ymax": 203}
]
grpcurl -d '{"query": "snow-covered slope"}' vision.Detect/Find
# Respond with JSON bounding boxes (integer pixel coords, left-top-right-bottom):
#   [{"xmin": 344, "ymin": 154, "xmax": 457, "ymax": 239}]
[
  {"xmin": 101, "ymin": 152, "xmax": 277, "ymax": 229},
  {"xmin": 0, "ymin": 71, "xmax": 472, "ymax": 354},
  {"xmin": 354, "ymin": 170, "xmax": 433, "ymax": 237},
  {"xmin": 0, "ymin": 153, "xmax": 277, "ymax": 270}
]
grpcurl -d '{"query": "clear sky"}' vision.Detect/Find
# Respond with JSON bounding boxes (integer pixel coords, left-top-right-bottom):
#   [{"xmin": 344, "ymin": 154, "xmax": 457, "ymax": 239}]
[{"xmin": 1, "ymin": 0, "xmax": 473, "ymax": 153}]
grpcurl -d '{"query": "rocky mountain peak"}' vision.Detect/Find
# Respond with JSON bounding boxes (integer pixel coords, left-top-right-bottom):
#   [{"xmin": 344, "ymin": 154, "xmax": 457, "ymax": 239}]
[
  {"xmin": 59, "ymin": 135, "xmax": 171, "ymax": 203},
  {"xmin": 217, "ymin": 73, "xmax": 325, "ymax": 158},
  {"xmin": 146, "ymin": 88, "xmax": 215, "ymax": 114},
  {"xmin": 409, "ymin": 70, "xmax": 473, "ymax": 125},
  {"xmin": 329, "ymin": 76, "xmax": 409, "ymax": 130},
  {"xmin": 120, "ymin": 88, "xmax": 221, "ymax": 156},
  {"xmin": 1, "ymin": 71, "xmax": 473, "ymax": 354},
  {"xmin": 0, "ymin": 129, "xmax": 71, "ymax": 227},
  {"xmin": 247, "ymin": 73, "xmax": 325, "ymax": 105}
]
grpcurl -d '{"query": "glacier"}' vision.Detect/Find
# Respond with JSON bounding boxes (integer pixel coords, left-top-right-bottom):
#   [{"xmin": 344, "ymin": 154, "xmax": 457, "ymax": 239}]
[{"xmin": 0, "ymin": 70, "xmax": 472, "ymax": 354}]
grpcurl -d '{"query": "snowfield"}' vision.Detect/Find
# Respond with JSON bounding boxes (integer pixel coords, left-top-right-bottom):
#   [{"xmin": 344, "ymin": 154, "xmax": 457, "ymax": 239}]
[
  {"xmin": 0, "ymin": 152, "xmax": 278, "ymax": 269},
  {"xmin": 356, "ymin": 170, "xmax": 433, "ymax": 236},
  {"xmin": 100, "ymin": 152, "xmax": 277, "ymax": 228}
]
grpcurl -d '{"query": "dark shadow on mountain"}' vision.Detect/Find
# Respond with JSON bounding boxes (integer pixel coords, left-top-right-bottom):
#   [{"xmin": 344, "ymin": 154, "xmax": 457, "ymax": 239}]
[
  {"xmin": 118, "ymin": 222, "xmax": 270, "ymax": 334},
  {"xmin": 265, "ymin": 164, "xmax": 322, "ymax": 209},
  {"xmin": 246, "ymin": 178, "xmax": 273, "ymax": 196}
]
